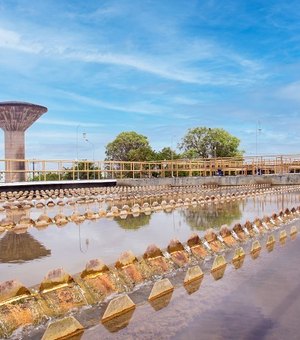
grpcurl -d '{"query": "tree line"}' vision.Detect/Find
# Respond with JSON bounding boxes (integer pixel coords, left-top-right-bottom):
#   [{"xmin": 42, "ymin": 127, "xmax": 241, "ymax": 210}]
[{"xmin": 105, "ymin": 127, "xmax": 243, "ymax": 161}]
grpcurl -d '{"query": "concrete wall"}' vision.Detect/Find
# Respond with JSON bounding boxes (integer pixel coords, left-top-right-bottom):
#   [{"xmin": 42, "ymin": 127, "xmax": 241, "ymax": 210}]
[{"xmin": 117, "ymin": 173, "xmax": 300, "ymax": 187}]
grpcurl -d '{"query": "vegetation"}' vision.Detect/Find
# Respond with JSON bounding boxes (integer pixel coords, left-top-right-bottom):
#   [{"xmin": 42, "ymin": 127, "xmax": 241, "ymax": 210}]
[
  {"xmin": 64, "ymin": 161, "xmax": 100, "ymax": 180},
  {"xmin": 154, "ymin": 147, "xmax": 181, "ymax": 161},
  {"xmin": 105, "ymin": 128, "xmax": 243, "ymax": 163},
  {"xmin": 31, "ymin": 162, "xmax": 100, "ymax": 181},
  {"xmin": 105, "ymin": 131, "xmax": 154, "ymax": 161},
  {"xmin": 32, "ymin": 172, "xmax": 60, "ymax": 181},
  {"xmin": 179, "ymin": 127, "xmax": 243, "ymax": 158}
]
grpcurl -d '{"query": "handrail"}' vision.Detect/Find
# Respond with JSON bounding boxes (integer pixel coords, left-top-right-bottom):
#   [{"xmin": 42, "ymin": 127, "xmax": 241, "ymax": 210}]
[{"xmin": 1, "ymin": 154, "xmax": 300, "ymax": 182}]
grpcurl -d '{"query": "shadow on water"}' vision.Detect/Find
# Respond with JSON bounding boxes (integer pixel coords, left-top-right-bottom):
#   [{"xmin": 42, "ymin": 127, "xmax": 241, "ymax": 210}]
[
  {"xmin": 0, "ymin": 231, "xmax": 51, "ymax": 263},
  {"xmin": 180, "ymin": 201, "xmax": 242, "ymax": 231}
]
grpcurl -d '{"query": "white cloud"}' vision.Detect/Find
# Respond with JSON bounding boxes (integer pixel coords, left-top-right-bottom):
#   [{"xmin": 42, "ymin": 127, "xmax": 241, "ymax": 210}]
[
  {"xmin": 57, "ymin": 90, "xmax": 165, "ymax": 115},
  {"xmin": 0, "ymin": 24, "xmax": 267, "ymax": 86},
  {"xmin": 279, "ymin": 81, "xmax": 300, "ymax": 102},
  {"xmin": 37, "ymin": 118, "xmax": 104, "ymax": 128},
  {"xmin": 0, "ymin": 27, "xmax": 42, "ymax": 53}
]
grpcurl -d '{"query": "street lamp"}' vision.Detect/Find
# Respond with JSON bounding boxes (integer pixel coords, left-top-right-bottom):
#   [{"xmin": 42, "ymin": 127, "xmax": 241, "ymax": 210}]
[
  {"xmin": 83, "ymin": 133, "xmax": 95, "ymax": 161},
  {"xmin": 76, "ymin": 125, "xmax": 81, "ymax": 180},
  {"xmin": 255, "ymin": 121, "xmax": 262, "ymax": 175},
  {"xmin": 255, "ymin": 121, "xmax": 262, "ymax": 156},
  {"xmin": 171, "ymin": 134, "xmax": 175, "ymax": 177},
  {"xmin": 83, "ymin": 132, "xmax": 96, "ymax": 179},
  {"xmin": 76, "ymin": 127, "xmax": 88, "ymax": 180}
]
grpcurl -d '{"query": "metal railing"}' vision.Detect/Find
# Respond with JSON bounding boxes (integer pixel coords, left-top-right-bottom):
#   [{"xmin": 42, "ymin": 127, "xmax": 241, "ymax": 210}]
[{"xmin": 2, "ymin": 154, "xmax": 300, "ymax": 182}]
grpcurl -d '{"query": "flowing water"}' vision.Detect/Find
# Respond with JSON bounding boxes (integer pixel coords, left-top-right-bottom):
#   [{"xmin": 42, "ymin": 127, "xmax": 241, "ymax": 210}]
[{"xmin": 0, "ymin": 191, "xmax": 299, "ymax": 286}]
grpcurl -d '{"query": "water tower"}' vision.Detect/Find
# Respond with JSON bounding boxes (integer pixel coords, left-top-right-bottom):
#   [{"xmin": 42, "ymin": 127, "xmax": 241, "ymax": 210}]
[{"xmin": 0, "ymin": 102, "xmax": 47, "ymax": 182}]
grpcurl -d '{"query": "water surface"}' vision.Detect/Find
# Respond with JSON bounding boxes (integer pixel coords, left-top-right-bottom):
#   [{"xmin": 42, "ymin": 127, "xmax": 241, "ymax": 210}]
[{"xmin": 0, "ymin": 191, "xmax": 299, "ymax": 286}]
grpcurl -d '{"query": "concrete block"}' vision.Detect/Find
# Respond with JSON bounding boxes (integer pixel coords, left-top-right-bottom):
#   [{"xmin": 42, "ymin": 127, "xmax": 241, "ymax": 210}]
[
  {"xmin": 290, "ymin": 226, "xmax": 297, "ymax": 238},
  {"xmin": 211, "ymin": 255, "xmax": 227, "ymax": 280},
  {"xmin": 39, "ymin": 268, "xmax": 72, "ymax": 292},
  {"xmin": 167, "ymin": 239, "xmax": 184, "ymax": 253},
  {"xmin": 266, "ymin": 234, "xmax": 276, "ymax": 252},
  {"xmin": 143, "ymin": 244, "xmax": 163, "ymax": 259},
  {"xmin": 149, "ymin": 291, "xmax": 173, "ymax": 311},
  {"xmin": 187, "ymin": 234, "xmax": 208, "ymax": 259},
  {"xmin": 232, "ymin": 247, "xmax": 246, "ymax": 269},
  {"xmin": 279, "ymin": 230, "xmax": 287, "ymax": 245},
  {"xmin": 102, "ymin": 295, "xmax": 135, "ymax": 323},
  {"xmin": 184, "ymin": 278, "xmax": 203, "ymax": 295},
  {"xmin": 78, "ymin": 260, "xmax": 117, "ymax": 304},
  {"xmin": 251, "ymin": 240, "xmax": 261, "ymax": 259},
  {"xmin": 0, "ymin": 280, "xmax": 30, "ymax": 303},
  {"xmin": 39, "ymin": 269, "xmax": 87, "ymax": 316},
  {"xmin": 80, "ymin": 259, "xmax": 109, "ymax": 278},
  {"xmin": 143, "ymin": 245, "xmax": 171, "ymax": 275},
  {"xmin": 148, "ymin": 278, "xmax": 174, "ymax": 301},
  {"xmin": 184, "ymin": 266, "xmax": 204, "ymax": 284},
  {"xmin": 115, "ymin": 251, "xmax": 143, "ymax": 286},
  {"xmin": 115, "ymin": 250, "xmax": 137, "ymax": 268},
  {"xmin": 41, "ymin": 316, "xmax": 84, "ymax": 340},
  {"xmin": 0, "ymin": 281, "xmax": 47, "ymax": 339}
]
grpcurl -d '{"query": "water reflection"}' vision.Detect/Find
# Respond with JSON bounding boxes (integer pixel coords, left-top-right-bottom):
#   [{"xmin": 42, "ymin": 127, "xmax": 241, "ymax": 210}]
[
  {"xmin": 1, "ymin": 192, "xmax": 300, "ymax": 286},
  {"xmin": 149, "ymin": 291, "xmax": 173, "ymax": 311},
  {"xmin": 102, "ymin": 309, "xmax": 136, "ymax": 333},
  {"xmin": 181, "ymin": 201, "xmax": 242, "ymax": 231},
  {"xmin": 0, "ymin": 231, "xmax": 51, "ymax": 263},
  {"xmin": 6, "ymin": 209, "xmax": 29, "ymax": 223},
  {"xmin": 115, "ymin": 214, "xmax": 151, "ymax": 230}
]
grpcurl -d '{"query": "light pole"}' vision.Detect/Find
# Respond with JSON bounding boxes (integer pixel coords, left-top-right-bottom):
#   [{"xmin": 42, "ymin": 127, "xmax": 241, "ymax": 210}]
[
  {"xmin": 255, "ymin": 121, "xmax": 262, "ymax": 156},
  {"xmin": 171, "ymin": 135, "xmax": 174, "ymax": 177},
  {"xmin": 83, "ymin": 133, "xmax": 96, "ymax": 179},
  {"xmin": 76, "ymin": 125, "xmax": 81, "ymax": 180},
  {"xmin": 255, "ymin": 121, "xmax": 262, "ymax": 175},
  {"xmin": 83, "ymin": 133, "xmax": 95, "ymax": 161}
]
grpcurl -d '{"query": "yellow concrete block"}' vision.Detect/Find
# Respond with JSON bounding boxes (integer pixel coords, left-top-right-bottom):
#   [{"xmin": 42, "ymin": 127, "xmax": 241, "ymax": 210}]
[
  {"xmin": 279, "ymin": 230, "xmax": 287, "ymax": 245},
  {"xmin": 211, "ymin": 255, "xmax": 227, "ymax": 280},
  {"xmin": 290, "ymin": 226, "xmax": 297, "ymax": 236},
  {"xmin": 251, "ymin": 240, "xmax": 261, "ymax": 259},
  {"xmin": 232, "ymin": 247, "xmax": 246, "ymax": 269},
  {"xmin": 266, "ymin": 234, "xmax": 275, "ymax": 252},
  {"xmin": 102, "ymin": 295, "xmax": 135, "ymax": 323},
  {"xmin": 0, "ymin": 280, "xmax": 30, "ymax": 303},
  {"xmin": 184, "ymin": 266, "xmax": 204, "ymax": 284},
  {"xmin": 41, "ymin": 316, "xmax": 84, "ymax": 340},
  {"xmin": 148, "ymin": 278, "xmax": 174, "ymax": 301}
]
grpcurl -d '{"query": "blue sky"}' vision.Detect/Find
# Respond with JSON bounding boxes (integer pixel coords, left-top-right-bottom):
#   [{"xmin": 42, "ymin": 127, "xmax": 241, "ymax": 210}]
[{"xmin": 0, "ymin": 0, "xmax": 300, "ymax": 160}]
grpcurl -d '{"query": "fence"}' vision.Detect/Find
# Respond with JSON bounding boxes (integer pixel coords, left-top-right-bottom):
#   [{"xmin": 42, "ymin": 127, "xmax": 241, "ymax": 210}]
[{"xmin": 2, "ymin": 154, "xmax": 300, "ymax": 183}]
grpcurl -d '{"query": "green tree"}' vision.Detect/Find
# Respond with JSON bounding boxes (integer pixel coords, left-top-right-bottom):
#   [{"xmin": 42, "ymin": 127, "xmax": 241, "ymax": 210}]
[
  {"xmin": 154, "ymin": 147, "xmax": 181, "ymax": 161},
  {"xmin": 32, "ymin": 172, "xmax": 60, "ymax": 181},
  {"xmin": 179, "ymin": 127, "xmax": 243, "ymax": 158},
  {"xmin": 64, "ymin": 161, "xmax": 100, "ymax": 180},
  {"xmin": 105, "ymin": 131, "xmax": 155, "ymax": 161}
]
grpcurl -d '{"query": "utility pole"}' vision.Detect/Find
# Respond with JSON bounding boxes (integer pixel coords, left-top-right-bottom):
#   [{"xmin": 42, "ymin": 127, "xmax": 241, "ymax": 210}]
[
  {"xmin": 255, "ymin": 121, "xmax": 262, "ymax": 175},
  {"xmin": 255, "ymin": 121, "xmax": 262, "ymax": 156}
]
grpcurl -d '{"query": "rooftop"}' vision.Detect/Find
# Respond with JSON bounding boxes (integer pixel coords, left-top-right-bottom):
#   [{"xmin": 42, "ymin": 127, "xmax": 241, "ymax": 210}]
[{"xmin": 0, "ymin": 101, "xmax": 48, "ymax": 131}]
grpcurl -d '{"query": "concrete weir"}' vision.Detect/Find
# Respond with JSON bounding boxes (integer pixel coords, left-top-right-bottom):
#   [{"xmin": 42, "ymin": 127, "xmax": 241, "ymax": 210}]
[{"xmin": 0, "ymin": 207, "xmax": 299, "ymax": 338}]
